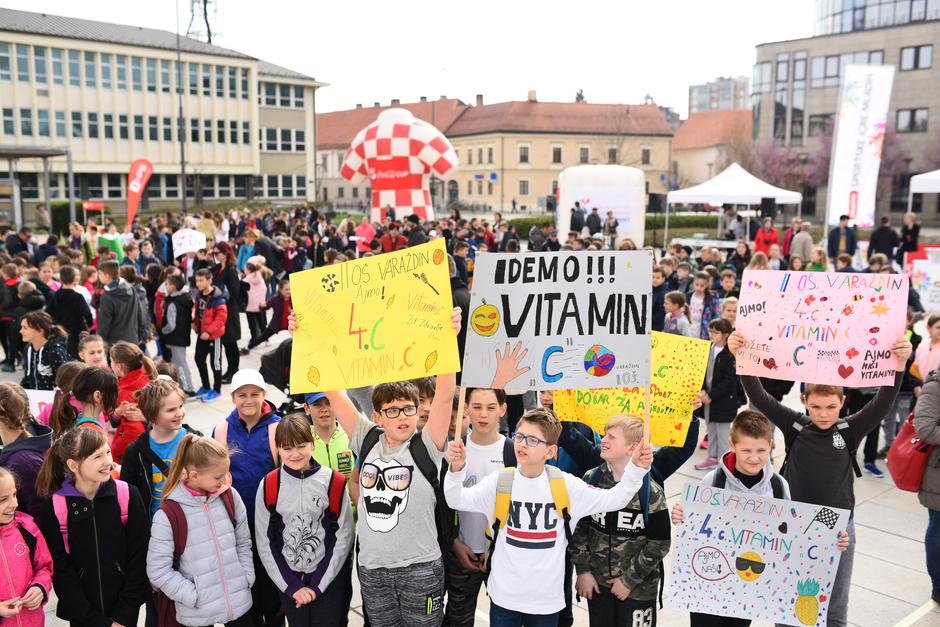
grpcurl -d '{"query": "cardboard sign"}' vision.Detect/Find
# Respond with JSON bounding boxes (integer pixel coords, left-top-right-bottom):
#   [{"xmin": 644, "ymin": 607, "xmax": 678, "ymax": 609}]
[
  {"xmin": 289, "ymin": 239, "xmax": 459, "ymax": 393},
  {"xmin": 171, "ymin": 229, "xmax": 207, "ymax": 257},
  {"xmin": 25, "ymin": 389, "xmax": 55, "ymax": 418},
  {"xmin": 670, "ymin": 482, "xmax": 848, "ymax": 626},
  {"xmin": 461, "ymin": 251, "xmax": 653, "ymax": 390},
  {"xmin": 735, "ymin": 270, "xmax": 907, "ymax": 387},
  {"xmin": 911, "ymin": 260, "xmax": 940, "ymax": 310},
  {"xmin": 553, "ymin": 332, "xmax": 710, "ymax": 446}
]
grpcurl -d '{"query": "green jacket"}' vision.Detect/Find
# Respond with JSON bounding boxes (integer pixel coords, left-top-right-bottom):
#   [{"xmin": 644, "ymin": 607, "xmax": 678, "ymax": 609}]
[
  {"xmin": 311, "ymin": 424, "xmax": 354, "ymax": 476},
  {"xmin": 570, "ymin": 463, "xmax": 671, "ymax": 601}
]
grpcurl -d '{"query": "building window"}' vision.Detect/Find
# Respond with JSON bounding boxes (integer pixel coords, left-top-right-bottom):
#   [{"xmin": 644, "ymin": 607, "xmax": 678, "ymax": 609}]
[
  {"xmin": 214, "ymin": 174, "xmax": 229, "ymax": 198},
  {"xmin": 808, "ymin": 114, "xmax": 834, "ymax": 136},
  {"xmin": 202, "ymin": 119, "xmax": 210, "ymax": 143},
  {"xmin": 233, "ymin": 175, "xmax": 246, "ymax": 198},
  {"xmin": 71, "ymin": 112, "xmax": 83, "ymax": 138},
  {"xmin": 68, "ymin": 50, "xmax": 80, "ymax": 86},
  {"xmin": 580, "ymin": 147, "xmax": 589, "ymax": 164},
  {"xmin": 104, "ymin": 114, "xmax": 113, "ymax": 139},
  {"xmin": 519, "ymin": 146, "xmax": 529, "ymax": 163},
  {"xmin": 202, "ymin": 175, "xmax": 215, "ymax": 198},
  {"xmin": 165, "ymin": 174, "xmax": 179, "ymax": 198},
  {"xmin": 552, "ymin": 180, "xmax": 558, "ymax": 195},
  {"xmin": 352, "ymin": 186, "xmax": 359, "ymax": 199},
  {"xmin": 264, "ymin": 83, "xmax": 276, "ymax": 106},
  {"xmin": 467, "ymin": 180, "xmax": 472, "ymax": 195},
  {"xmin": 88, "ymin": 113, "xmax": 98, "ymax": 139},
  {"xmin": 84, "ymin": 52, "xmax": 96, "ymax": 87},
  {"xmin": 552, "ymin": 147, "xmax": 562, "ymax": 163},
  {"xmin": 277, "ymin": 84, "xmax": 290, "ymax": 107},
  {"xmin": 148, "ymin": 116, "xmax": 157, "ymax": 141},
  {"xmin": 107, "ymin": 174, "xmax": 122, "ymax": 199},
  {"xmin": 336, "ymin": 185, "xmax": 343, "ymax": 199},
  {"xmin": 56, "ymin": 111, "xmax": 67, "ymax": 137},
  {"xmin": 227, "ymin": 66, "xmax": 236, "ymax": 98},
  {"xmin": 294, "ymin": 85, "xmax": 304, "ymax": 107},
  {"xmin": 120, "ymin": 115, "xmax": 129, "ymax": 139},
  {"xmin": 216, "ymin": 120, "xmax": 224, "ymax": 143},
  {"xmin": 101, "ymin": 53, "xmax": 111, "ymax": 88},
  {"xmin": 897, "ymin": 108, "xmax": 929, "ymax": 132},
  {"xmin": 188, "ymin": 118, "xmax": 198, "ymax": 142},
  {"xmin": 243, "ymin": 121, "xmax": 249, "ymax": 144},
  {"xmin": 134, "ymin": 115, "xmax": 144, "ymax": 140},
  {"xmin": 160, "ymin": 59, "xmax": 170, "ymax": 92},
  {"xmin": 488, "ymin": 146, "xmax": 494, "ymax": 163},
  {"xmin": 467, "ymin": 148, "xmax": 472, "ymax": 165},
  {"xmin": 792, "ymin": 51, "xmax": 807, "ymax": 146},
  {"xmin": 131, "ymin": 57, "xmax": 142, "ymax": 91},
  {"xmin": 478, "ymin": 147, "xmax": 483, "ymax": 164},
  {"xmin": 143, "ymin": 58, "xmax": 154, "ymax": 92},
  {"xmin": 295, "ymin": 129, "xmax": 305, "ymax": 152},
  {"xmin": 51, "ymin": 49, "xmax": 62, "ymax": 84},
  {"xmin": 488, "ymin": 181, "xmax": 494, "ymax": 195},
  {"xmin": 230, "ymin": 121, "xmax": 237, "ymax": 144},
  {"xmin": 34, "ymin": 47, "xmax": 46, "ymax": 84},
  {"xmin": 15, "ymin": 45, "xmax": 28, "ymax": 82},
  {"xmin": 901, "ymin": 45, "xmax": 933, "ymax": 70},
  {"xmin": 0, "ymin": 44, "xmax": 10, "ymax": 81},
  {"xmin": 607, "ymin": 148, "xmax": 618, "ymax": 164},
  {"xmin": 116, "ymin": 55, "xmax": 126, "ymax": 89},
  {"xmin": 20, "ymin": 109, "xmax": 31, "ymax": 136},
  {"xmin": 215, "ymin": 65, "xmax": 223, "ymax": 97},
  {"xmin": 37, "ymin": 110, "xmax": 49, "ymax": 137},
  {"xmin": 519, "ymin": 180, "xmax": 529, "ymax": 195},
  {"xmin": 163, "ymin": 117, "xmax": 171, "ymax": 141},
  {"xmin": 200, "ymin": 64, "xmax": 209, "ymax": 96},
  {"xmin": 752, "ymin": 61, "xmax": 771, "ymax": 93},
  {"xmin": 280, "ymin": 129, "xmax": 292, "ymax": 151},
  {"xmin": 477, "ymin": 179, "xmax": 483, "ymax": 195},
  {"xmin": 188, "ymin": 63, "xmax": 197, "ymax": 95},
  {"xmin": 282, "ymin": 175, "xmax": 294, "ymax": 197},
  {"xmin": 86, "ymin": 174, "xmax": 103, "ymax": 199},
  {"xmin": 261, "ymin": 128, "xmax": 275, "ymax": 151},
  {"xmin": 297, "ymin": 175, "xmax": 306, "ymax": 197},
  {"xmin": 241, "ymin": 68, "xmax": 248, "ymax": 99},
  {"xmin": 641, "ymin": 148, "xmax": 651, "ymax": 165}
]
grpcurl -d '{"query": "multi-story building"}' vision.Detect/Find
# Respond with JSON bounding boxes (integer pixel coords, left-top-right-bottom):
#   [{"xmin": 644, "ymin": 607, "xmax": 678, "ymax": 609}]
[
  {"xmin": 0, "ymin": 8, "xmax": 325, "ymax": 222},
  {"xmin": 688, "ymin": 76, "xmax": 750, "ymax": 115},
  {"xmin": 316, "ymin": 92, "xmax": 674, "ymax": 216},
  {"xmin": 754, "ymin": 1, "xmax": 940, "ymax": 220}
]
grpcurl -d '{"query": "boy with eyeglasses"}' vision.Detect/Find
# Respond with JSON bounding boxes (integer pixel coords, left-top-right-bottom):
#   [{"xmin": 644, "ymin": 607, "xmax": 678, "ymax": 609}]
[
  {"xmin": 317, "ymin": 308, "xmax": 462, "ymax": 627},
  {"xmin": 445, "ymin": 408, "xmax": 653, "ymax": 626}
]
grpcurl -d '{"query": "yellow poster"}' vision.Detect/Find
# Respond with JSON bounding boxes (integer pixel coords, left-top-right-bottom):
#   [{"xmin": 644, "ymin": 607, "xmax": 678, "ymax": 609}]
[
  {"xmin": 553, "ymin": 332, "xmax": 710, "ymax": 447},
  {"xmin": 289, "ymin": 239, "xmax": 460, "ymax": 393}
]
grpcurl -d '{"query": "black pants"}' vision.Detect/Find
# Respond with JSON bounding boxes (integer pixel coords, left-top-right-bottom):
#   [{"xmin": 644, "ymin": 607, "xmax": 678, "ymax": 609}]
[
  {"xmin": 247, "ymin": 311, "xmax": 267, "ymax": 339},
  {"xmin": 505, "ymin": 395, "xmax": 525, "ymax": 436},
  {"xmin": 222, "ymin": 340, "xmax": 240, "ymax": 378},
  {"xmin": 67, "ymin": 335, "xmax": 80, "ymax": 361},
  {"xmin": 0, "ymin": 320, "xmax": 10, "ymax": 363},
  {"xmin": 195, "ymin": 337, "xmax": 222, "ymax": 393},
  {"xmin": 248, "ymin": 328, "xmax": 280, "ymax": 349},
  {"xmin": 276, "ymin": 564, "xmax": 347, "ymax": 627},
  {"xmin": 587, "ymin": 587, "xmax": 656, "ymax": 627},
  {"xmin": 558, "ymin": 552, "xmax": 573, "ymax": 627},
  {"xmin": 249, "ymin": 524, "xmax": 285, "ymax": 627},
  {"xmin": 844, "ymin": 390, "xmax": 878, "ymax": 464},
  {"xmin": 194, "ymin": 610, "xmax": 254, "ymax": 627}
]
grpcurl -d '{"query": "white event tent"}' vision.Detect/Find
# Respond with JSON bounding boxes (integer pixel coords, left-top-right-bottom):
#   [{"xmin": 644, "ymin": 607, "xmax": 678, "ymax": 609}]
[
  {"xmin": 909, "ymin": 168, "xmax": 940, "ymax": 212},
  {"xmin": 664, "ymin": 163, "xmax": 803, "ymax": 244}
]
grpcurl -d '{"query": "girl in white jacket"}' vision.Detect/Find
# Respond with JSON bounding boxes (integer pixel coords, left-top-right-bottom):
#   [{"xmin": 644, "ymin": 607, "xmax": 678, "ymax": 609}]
[{"xmin": 147, "ymin": 434, "xmax": 255, "ymax": 627}]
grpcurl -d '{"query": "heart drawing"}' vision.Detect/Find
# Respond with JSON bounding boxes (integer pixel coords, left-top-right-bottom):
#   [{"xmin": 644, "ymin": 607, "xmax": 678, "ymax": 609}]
[
  {"xmin": 778, "ymin": 522, "xmax": 788, "ymax": 534},
  {"xmin": 838, "ymin": 364, "xmax": 854, "ymax": 379}
]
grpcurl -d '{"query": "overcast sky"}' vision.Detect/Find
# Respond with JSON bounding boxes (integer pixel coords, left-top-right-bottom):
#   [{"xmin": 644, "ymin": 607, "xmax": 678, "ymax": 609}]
[{"xmin": 8, "ymin": 0, "xmax": 816, "ymax": 117}]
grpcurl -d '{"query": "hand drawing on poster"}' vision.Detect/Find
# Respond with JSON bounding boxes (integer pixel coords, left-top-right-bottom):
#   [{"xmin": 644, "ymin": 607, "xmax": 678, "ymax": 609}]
[
  {"xmin": 553, "ymin": 332, "xmax": 710, "ymax": 446},
  {"xmin": 461, "ymin": 251, "xmax": 654, "ymax": 391},
  {"xmin": 735, "ymin": 270, "xmax": 907, "ymax": 387},
  {"xmin": 670, "ymin": 482, "xmax": 848, "ymax": 626},
  {"xmin": 289, "ymin": 239, "xmax": 460, "ymax": 393}
]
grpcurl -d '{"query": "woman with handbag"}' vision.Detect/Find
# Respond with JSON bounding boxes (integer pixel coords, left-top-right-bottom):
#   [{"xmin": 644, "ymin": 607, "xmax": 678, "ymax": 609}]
[{"xmin": 914, "ymin": 367, "xmax": 940, "ymax": 604}]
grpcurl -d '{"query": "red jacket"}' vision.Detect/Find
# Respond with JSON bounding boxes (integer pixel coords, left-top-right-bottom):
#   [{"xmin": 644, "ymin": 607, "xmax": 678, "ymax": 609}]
[
  {"xmin": 111, "ymin": 366, "xmax": 154, "ymax": 464},
  {"xmin": 193, "ymin": 284, "xmax": 228, "ymax": 340},
  {"xmin": 380, "ymin": 233, "xmax": 408, "ymax": 253},
  {"xmin": 753, "ymin": 227, "xmax": 780, "ymax": 256}
]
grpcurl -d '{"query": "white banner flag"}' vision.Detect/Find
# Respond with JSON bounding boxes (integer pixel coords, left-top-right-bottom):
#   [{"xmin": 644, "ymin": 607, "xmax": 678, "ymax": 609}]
[{"xmin": 826, "ymin": 64, "xmax": 895, "ymax": 228}]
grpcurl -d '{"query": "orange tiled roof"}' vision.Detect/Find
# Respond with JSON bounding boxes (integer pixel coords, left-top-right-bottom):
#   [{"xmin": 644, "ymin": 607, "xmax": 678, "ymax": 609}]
[{"xmin": 672, "ymin": 110, "xmax": 752, "ymax": 150}]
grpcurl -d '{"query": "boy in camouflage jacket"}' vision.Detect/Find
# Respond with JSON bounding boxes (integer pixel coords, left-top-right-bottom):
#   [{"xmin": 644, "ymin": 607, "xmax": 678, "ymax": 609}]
[{"xmin": 571, "ymin": 414, "xmax": 670, "ymax": 627}]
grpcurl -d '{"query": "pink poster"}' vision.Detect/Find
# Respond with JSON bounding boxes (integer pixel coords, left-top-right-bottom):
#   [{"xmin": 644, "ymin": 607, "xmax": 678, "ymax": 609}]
[{"xmin": 735, "ymin": 270, "xmax": 908, "ymax": 387}]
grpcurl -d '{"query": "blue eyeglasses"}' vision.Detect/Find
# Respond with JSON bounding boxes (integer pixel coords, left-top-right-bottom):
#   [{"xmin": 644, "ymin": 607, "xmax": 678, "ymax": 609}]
[{"xmin": 511, "ymin": 432, "xmax": 550, "ymax": 447}]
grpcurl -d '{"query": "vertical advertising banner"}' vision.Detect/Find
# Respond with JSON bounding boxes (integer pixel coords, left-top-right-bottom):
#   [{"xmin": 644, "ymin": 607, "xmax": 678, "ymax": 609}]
[
  {"xmin": 126, "ymin": 158, "xmax": 153, "ymax": 227},
  {"xmin": 825, "ymin": 65, "xmax": 896, "ymax": 228}
]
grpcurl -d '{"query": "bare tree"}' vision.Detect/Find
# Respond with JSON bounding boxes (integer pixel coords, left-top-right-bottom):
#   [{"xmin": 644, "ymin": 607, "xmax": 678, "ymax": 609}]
[
  {"xmin": 716, "ymin": 121, "xmax": 761, "ymax": 176},
  {"xmin": 575, "ymin": 89, "xmax": 586, "ymax": 103},
  {"xmin": 590, "ymin": 105, "xmax": 647, "ymax": 168}
]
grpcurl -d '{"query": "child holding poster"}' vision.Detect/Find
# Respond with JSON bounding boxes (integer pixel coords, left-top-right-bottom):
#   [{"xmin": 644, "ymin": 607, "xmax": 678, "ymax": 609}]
[
  {"xmin": 728, "ymin": 330, "xmax": 910, "ymax": 627},
  {"xmin": 571, "ymin": 414, "xmax": 670, "ymax": 627}
]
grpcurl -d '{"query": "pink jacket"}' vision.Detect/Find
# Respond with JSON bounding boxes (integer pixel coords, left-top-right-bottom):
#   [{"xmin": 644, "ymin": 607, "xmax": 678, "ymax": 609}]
[
  {"xmin": 244, "ymin": 271, "xmax": 268, "ymax": 313},
  {"xmin": 0, "ymin": 513, "xmax": 53, "ymax": 627}
]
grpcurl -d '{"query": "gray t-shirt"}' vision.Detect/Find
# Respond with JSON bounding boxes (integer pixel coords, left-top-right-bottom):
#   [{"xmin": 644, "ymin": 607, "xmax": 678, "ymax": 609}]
[{"xmin": 350, "ymin": 413, "xmax": 446, "ymax": 570}]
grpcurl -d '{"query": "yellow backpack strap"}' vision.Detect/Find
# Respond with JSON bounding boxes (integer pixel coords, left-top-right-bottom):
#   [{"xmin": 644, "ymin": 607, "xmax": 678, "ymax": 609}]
[
  {"xmin": 545, "ymin": 465, "xmax": 574, "ymax": 545},
  {"xmin": 492, "ymin": 467, "xmax": 515, "ymax": 532}
]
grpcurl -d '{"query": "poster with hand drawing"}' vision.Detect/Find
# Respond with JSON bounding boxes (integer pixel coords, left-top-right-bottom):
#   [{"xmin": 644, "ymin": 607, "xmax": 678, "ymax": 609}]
[
  {"xmin": 460, "ymin": 251, "xmax": 653, "ymax": 390},
  {"xmin": 670, "ymin": 482, "xmax": 848, "ymax": 626}
]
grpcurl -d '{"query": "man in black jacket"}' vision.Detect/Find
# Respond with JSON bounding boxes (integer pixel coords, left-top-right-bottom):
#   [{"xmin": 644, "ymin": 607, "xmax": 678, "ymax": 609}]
[
  {"xmin": 449, "ymin": 254, "xmax": 470, "ymax": 383},
  {"xmin": 868, "ymin": 216, "xmax": 900, "ymax": 260},
  {"xmin": 6, "ymin": 227, "xmax": 32, "ymax": 257},
  {"xmin": 405, "ymin": 214, "xmax": 428, "ymax": 247}
]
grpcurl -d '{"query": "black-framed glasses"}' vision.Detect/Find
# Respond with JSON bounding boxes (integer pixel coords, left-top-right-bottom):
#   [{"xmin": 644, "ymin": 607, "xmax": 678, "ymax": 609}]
[
  {"xmin": 360, "ymin": 464, "xmax": 413, "ymax": 490},
  {"xmin": 380, "ymin": 405, "xmax": 419, "ymax": 419},
  {"xmin": 511, "ymin": 432, "xmax": 550, "ymax": 448}
]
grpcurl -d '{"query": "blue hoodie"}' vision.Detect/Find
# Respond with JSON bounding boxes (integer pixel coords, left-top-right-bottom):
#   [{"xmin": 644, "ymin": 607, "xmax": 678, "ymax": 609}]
[{"xmin": 212, "ymin": 401, "xmax": 283, "ymax": 524}]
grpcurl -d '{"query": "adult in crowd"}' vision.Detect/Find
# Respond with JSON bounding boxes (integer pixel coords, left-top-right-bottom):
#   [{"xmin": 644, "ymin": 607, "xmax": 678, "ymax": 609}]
[
  {"xmin": 914, "ymin": 367, "xmax": 940, "ymax": 604},
  {"xmin": 753, "ymin": 217, "xmax": 779, "ymax": 256},
  {"xmin": 6, "ymin": 227, "xmax": 32, "ymax": 256},
  {"xmin": 725, "ymin": 240, "xmax": 751, "ymax": 278},
  {"xmin": 570, "ymin": 205, "xmax": 584, "ymax": 234},
  {"xmin": 252, "ymin": 229, "xmax": 282, "ymax": 293},
  {"xmin": 719, "ymin": 206, "xmax": 737, "ymax": 239},
  {"xmin": 35, "ymin": 203, "xmax": 51, "ymax": 232},
  {"xmin": 380, "ymin": 223, "xmax": 408, "ymax": 253},
  {"xmin": 899, "ymin": 212, "xmax": 921, "ymax": 266},
  {"xmin": 789, "ymin": 221, "xmax": 815, "ymax": 265},
  {"xmin": 781, "ymin": 216, "xmax": 802, "ymax": 259},
  {"xmin": 585, "ymin": 207, "xmax": 602, "ymax": 235},
  {"xmin": 406, "ymin": 214, "xmax": 427, "ymax": 247},
  {"xmin": 355, "ymin": 215, "xmax": 376, "ymax": 255},
  {"xmin": 69, "ymin": 223, "xmax": 95, "ymax": 264},
  {"xmin": 528, "ymin": 221, "xmax": 553, "ymax": 252},
  {"xmin": 827, "ymin": 214, "xmax": 857, "ymax": 265},
  {"xmin": 869, "ymin": 216, "xmax": 900, "ymax": 261}
]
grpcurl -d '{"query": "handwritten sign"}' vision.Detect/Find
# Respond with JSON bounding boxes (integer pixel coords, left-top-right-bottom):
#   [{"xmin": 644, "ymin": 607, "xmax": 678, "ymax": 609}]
[
  {"xmin": 911, "ymin": 260, "xmax": 940, "ymax": 310},
  {"xmin": 25, "ymin": 389, "xmax": 55, "ymax": 418},
  {"xmin": 461, "ymin": 251, "xmax": 653, "ymax": 390},
  {"xmin": 289, "ymin": 239, "xmax": 459, "ymax": 393},
  {"xmin": 670, "ymin": 482, "xmax": 848, "ymax": 626},
  {"xmin": 735, "ymin": 270, "xmax": 907, "ymax": 387},
  {"xmin": 172, "ymin": 229, "xmax": 207, "ymax": 256},
  {"xmin": 553, "ymin": 332, "xmax": 709, "ymax": 446}
]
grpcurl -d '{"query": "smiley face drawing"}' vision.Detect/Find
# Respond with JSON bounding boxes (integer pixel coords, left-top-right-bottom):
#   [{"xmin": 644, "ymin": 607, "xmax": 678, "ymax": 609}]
[
  {"xmin": 471, "ymin": 300, "xmax": 500, "ymax": 337},
  {"xmin": 736, "ymin": 552, "xmax": 765, "ymax": 582}
]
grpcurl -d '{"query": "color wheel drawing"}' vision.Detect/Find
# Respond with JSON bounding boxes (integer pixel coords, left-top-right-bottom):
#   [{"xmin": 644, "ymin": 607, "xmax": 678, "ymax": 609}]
[{"xmin": 584, "ymin": 344, "xmax": 615, "ymax": 377}]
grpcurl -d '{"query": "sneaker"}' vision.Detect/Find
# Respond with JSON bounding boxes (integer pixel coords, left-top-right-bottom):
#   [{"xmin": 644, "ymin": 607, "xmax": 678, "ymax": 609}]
[
  {"xmin": 932, "ymin": 588, "xmax": 940, "ymax": 605},
  {"xmin": 239, "ymin": 348, "xmax": 251, "ymax": 356},
  {"xmin": 877, "ymin": 447, "xmax": 890, "ymax": 459},
  {"xmin": 695, "ymin": 457, "xmax": 719, "ymax": 470},
  {"xmin": 194, "ymin": 387, "xmax": 211, "ymax": 397},
  {"xmin": 184, "ymin": 390, "xmax": 197, "ymax": 398},
  {"xmin": 1, "ymin": 364, "xmax": 15, "ymax": 373},
  {"xmin": 864, "ymin": 462, "xmax": 884, "ymax": 478},
  {"xmin": 201, "ymin": 390, "xmax": 221, "ymax": 403},
  {"xmin": 699, "ymin": 437, "xmax": 709, "ymax": 449}
]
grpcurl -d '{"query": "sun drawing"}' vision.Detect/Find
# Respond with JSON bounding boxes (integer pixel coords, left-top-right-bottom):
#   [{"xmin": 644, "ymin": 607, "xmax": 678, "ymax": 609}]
[{"xmin": 871, "ymin": 302, "xmax": 890, "ymax": 318}]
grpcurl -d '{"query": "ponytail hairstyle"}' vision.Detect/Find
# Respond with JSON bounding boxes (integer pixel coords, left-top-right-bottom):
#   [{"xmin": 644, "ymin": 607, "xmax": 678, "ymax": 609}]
[
  {"xmin": 110, "ymin": 341, "xmax": 157, "ymax": 380},
  {"xmin": 665, "ymin": 291, "xmax": 691, "ymax": 322},
  {"xmin": 0, "ymin": 382, "xmax": 33, "ymax": 435},
  {"xmin": 36, "ymin": 426, "xmax": 109, "ymax": 496},
  {"xmin": 49, "ymin": 362, "xmax": 90, "ymax": 439},
  {"xmin": 73, "ymin": 367, "xmax": 119, "ymax": 418},
  {"xmin": 693, "ymin": 271, "xmax": 712, "ymax": 299},
  {"xmin": 135, "ymin": 379, "xmax": 186, "ymax": 425},
  {"xmin": 160, "ymin": 434, "xmax": 229, "ymax": 503},
  {"xmin": 21, "ymin": 311, "xmax": 66, "ymax": 340}
]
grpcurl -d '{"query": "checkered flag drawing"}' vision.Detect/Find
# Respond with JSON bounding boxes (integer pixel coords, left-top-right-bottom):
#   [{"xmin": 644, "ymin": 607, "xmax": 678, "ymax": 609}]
[{"xmin": 804, "ymin": 507, "xmax": 840, "ymax": 534}]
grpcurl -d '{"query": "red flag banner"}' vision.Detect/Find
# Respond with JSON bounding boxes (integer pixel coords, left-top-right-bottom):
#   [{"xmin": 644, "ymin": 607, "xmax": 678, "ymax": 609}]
[{"xmin": 126, "ymin": 159, "xmax": 153, "ymax": 227}]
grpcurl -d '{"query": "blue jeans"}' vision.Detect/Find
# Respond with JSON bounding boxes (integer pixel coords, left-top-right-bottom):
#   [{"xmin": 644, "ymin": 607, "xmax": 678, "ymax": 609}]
[
  {"xmin": 927, "ymin": 509, "xmax": 940, "ymax": 589},
  {"xmin": 490, "ymin": 603, "xmax": 559, "ymax": 627}
]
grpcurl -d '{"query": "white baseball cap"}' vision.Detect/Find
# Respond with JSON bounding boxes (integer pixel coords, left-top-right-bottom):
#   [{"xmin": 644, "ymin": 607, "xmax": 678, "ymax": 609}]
[{"xmin": 230, "ymin": 369, "xmax": 267, "ymax": 393}]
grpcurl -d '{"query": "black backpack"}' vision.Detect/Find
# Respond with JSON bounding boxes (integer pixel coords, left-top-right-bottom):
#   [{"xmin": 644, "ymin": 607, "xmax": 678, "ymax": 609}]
[
  {"xmin": 781, "ymin": 415, "xmax": 861, "ymax": 478},
  {"xmin": 359, "ymin": 426, "xmax": 459, "ymax": 556},
  {"xmin": 460, "ymin": 434, "xmax": 516, "ymax": 468},
  {"xmin": 712, "ymin": 467, "xmax": 787, "ymax": 498}
]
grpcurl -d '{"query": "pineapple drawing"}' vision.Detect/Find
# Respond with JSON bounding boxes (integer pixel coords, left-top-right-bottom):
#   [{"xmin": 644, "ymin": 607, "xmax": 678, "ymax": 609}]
[{"xmin": 795, "ymin": 578, "xmax": 820, "ymax": 625}]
